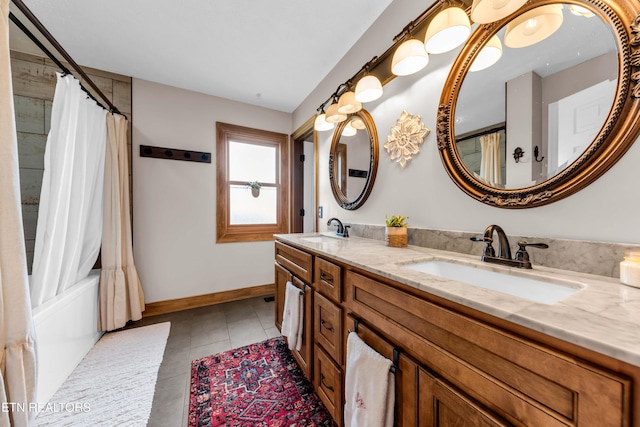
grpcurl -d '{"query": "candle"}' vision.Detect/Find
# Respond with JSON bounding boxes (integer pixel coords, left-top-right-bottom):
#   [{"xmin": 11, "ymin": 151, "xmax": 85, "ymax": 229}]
[{"xmin": 620, "ymin": 250, "xmax": 640, "ymax": 288}]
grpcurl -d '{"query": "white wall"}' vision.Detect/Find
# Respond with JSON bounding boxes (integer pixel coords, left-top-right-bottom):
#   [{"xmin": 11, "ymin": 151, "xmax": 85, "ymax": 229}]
[
  {"xmin": 132, "ymin": 79, "xmax": 292, "ymax": 303},
  {"xmin": 295, "ymin": 0, "xmax": 640, "ymax": 245}
]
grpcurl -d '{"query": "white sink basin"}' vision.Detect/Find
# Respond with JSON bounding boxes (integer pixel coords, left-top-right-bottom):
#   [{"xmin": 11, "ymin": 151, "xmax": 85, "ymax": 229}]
[
  {"xmin": 403, "ymin": 260, "xmax": 584, "ymax": 304},
  {"xmin": 300, "ymin": 235, "xmax": 342, "ymax": 244}
]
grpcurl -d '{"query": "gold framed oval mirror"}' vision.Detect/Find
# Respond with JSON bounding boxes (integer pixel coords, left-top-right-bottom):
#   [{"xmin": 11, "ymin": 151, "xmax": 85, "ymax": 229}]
[
  {"xmin": 437, "ymin": 0, "xmax": 640, "ymax": 208},
  {"xmin": 329, "ymin": 109, "xmax": 379, "ymax": 210}
]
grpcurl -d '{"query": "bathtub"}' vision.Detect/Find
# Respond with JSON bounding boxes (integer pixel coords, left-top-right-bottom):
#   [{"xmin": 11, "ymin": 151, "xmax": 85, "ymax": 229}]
[{"xmin": 31, "ymin": 269, "xmax": 103, "ymax": 404}]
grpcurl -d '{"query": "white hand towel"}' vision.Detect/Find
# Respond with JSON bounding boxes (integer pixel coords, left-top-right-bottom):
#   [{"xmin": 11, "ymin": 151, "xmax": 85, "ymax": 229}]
[
  {"xmin": 344, "ymin": 331, "xmax": 395, "ymax": 427},
  {"xmin": 281, "ymin": 281, "xmax": 303, "ymax": 351}
]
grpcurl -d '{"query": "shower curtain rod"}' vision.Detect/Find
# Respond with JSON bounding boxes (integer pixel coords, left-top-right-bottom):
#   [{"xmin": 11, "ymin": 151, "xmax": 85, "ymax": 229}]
[{"xmin": 10, "ymin": 0, "xmax": 122, "ymax": 115}]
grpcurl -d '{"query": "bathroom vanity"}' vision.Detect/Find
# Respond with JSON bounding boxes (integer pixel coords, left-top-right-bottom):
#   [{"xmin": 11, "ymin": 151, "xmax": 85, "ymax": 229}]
[{"xmin": 274, "ymin": 233, "xmax": 640, "ymax": 427}]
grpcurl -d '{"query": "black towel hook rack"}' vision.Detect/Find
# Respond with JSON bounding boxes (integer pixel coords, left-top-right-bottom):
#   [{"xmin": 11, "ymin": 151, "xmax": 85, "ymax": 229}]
[{"xmin": 349, "ymin": 317, "xmax": 399, "ymax": 374}]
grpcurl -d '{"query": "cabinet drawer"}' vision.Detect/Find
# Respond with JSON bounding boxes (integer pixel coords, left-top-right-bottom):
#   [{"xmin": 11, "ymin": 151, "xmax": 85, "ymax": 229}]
[
  {"xmin": 275, "ymin": 241, "xmax": 312, "ymax": 283},
  {"xmin": 314, "ymin": 292, "xmax": 342, "ymax": 362},
  {"xmin": 315, "ymin": 257, "xmax": 342, "ymax": 302},
  {"xmin": 315, "ymin": 345, "xmax": 343, "ymax": 426}
]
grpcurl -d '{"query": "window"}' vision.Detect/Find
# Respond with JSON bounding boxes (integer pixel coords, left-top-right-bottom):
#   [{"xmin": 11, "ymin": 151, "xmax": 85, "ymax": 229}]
[{"xmin": 216, "ymin": 122, "xmax": 289, "ymax": 242}]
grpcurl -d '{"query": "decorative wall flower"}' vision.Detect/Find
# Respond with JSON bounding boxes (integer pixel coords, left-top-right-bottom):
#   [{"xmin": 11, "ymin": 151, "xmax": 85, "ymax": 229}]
[{"xmin": 384, "ymin": 110, "xmax": 430, "ymax": 168}]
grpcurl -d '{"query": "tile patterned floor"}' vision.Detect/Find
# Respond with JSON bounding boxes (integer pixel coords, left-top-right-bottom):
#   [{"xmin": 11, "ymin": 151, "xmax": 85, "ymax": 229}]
[{"xmin": 129, "ymin": 296, "xmax": 278, "ymax": 427}]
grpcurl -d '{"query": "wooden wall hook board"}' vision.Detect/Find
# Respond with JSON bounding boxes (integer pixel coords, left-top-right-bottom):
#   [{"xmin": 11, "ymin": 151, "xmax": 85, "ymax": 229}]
[{"xmin": 140, "ymin": 145, "xmax": 211, "ymax": 163}]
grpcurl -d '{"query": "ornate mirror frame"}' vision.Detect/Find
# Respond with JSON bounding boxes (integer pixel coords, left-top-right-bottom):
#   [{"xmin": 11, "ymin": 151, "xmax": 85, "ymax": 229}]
[
  {"xmin": 329, "ymin": 109, "xmax": 379, "ymax": 210},
  {"xmin": 437, "ymin": 0, "xmax": 640, "ymax": 208}
]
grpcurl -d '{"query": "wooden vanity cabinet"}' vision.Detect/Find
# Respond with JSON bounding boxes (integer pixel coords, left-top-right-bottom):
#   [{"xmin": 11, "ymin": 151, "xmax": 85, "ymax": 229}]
[
  {"xmin": 274, "ymin": 241, "xmax": 314, "ymax": 379},
  {"xmin": 275, "ymin": 239, "xmax": 634, "ymax": 427}
]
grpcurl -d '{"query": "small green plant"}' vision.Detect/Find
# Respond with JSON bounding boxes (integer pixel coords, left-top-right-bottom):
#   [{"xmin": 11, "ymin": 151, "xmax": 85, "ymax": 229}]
[{"xmin": 385, "ymin": 215, "xmax": 409, "ymax": 227}]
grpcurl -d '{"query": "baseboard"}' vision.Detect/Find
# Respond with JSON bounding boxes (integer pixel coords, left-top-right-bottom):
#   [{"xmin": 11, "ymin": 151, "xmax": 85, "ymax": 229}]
[{"xmin": 143, "ymin": 283, "xmax": 275, "ymax": 317}]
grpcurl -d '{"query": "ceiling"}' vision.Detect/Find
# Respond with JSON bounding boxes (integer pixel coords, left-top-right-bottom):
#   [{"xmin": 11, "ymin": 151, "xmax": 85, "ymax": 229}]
[{"xmin": 9, "ymin": 0, "xmax": 395, "ymax": 113}]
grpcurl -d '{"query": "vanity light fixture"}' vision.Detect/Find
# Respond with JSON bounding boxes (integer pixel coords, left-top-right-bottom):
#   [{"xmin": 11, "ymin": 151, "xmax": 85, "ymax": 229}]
[
  {"xmin": 391, "ymin": 38, "xmax": 429, "ymax": 76},
  {"xmin": 355, "ymin": 74, "xmax": 383, "ymax": 103},
  {"xmin": 337, "ymin": 90, "xmax": 362, "ymax": 114},
  {"xmin": 504, "ymin": 4, "xmax": 564, "ymax": 48},
  {"xmin": 470, "ymin": 0, "xmax": 528, "ymax": 23},
  {"xmin": 469, "ymin": 34, "xmax": 502, "ymax": 71},
  {"xmin": 351, "ymin": 117, "xmax": 366, "ymax": 130},
  {"xmin": 314, "ymin": 111, "xmax": 335, "ymax": 131},
  {"xmin": 325, "ymin": 100, "xmax": 347, "ymax": 124},
  {"xmin": 569, "ymin": 4, "xmax": 595, "ymax": 17},
  {"xmin": 342, "ymin": 121, "xmax": 357, "ymax": 136},
  {"xmin": 424, "ymin": 6, "xmax": 471, "ymax": 54}
]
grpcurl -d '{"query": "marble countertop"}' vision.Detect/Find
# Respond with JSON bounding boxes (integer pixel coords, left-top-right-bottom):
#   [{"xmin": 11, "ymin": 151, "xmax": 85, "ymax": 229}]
[{"xmin": 275, "ymin": 232, "xmax": 640, "ymax": 367}]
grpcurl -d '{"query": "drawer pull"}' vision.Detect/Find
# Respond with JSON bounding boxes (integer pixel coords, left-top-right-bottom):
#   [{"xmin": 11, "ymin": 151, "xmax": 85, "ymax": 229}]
[
  {"xmin": 321, "ymin": 319, "xmax": 335, "ymax": 332},
  {"xmin": 321, "ymin": 374, "xmax": 334, "ymax": 392},
  {"xmin": 320, "ymin": 271, "xmax": 334, "ymax": 284}
]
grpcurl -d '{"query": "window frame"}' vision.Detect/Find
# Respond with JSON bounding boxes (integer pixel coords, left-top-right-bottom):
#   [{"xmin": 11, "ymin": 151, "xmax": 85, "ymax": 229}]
[{"xmin": 216, "ymin": 122, "xmax": 289, "ymax": 243}]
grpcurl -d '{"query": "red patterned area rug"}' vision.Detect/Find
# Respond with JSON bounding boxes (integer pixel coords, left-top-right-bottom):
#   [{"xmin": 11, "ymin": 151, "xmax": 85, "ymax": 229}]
[{"xmin": 189, "ymin": 336, "xmax": 336, "ymax": 426}]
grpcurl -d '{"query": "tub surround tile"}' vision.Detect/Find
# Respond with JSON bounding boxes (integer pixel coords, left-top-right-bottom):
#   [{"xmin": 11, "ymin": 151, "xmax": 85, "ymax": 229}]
[{"xmin": 276, "ymin": 232, "xmax": 640, "ymax": 367}]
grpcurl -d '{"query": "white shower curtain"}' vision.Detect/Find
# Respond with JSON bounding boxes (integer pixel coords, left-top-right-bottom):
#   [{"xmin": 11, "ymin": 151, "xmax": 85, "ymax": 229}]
[
  {"xmin": 99, "ymin": 113, "xmax": 145, "ymax": 331},
  {"xmin": 1, "ymin": 0, "xmax": 38, "ymax": 424},
  {"xmin": 479, "ymin": 132, "xmax": 502, "ymax": 186},
  {"xmin": 30, "ymin": 74, "xmax": 107, "ymax": 308}
]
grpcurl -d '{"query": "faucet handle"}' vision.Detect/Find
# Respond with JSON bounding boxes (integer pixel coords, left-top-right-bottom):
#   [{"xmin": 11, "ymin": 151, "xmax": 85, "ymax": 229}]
[
  {"xmin": 470, "ymin": 236, "xmax": 495, "ymax": 258},
  {"xmin": 516, "ymin": 241, "xmax": 549, "ymax": 250},
  {"xmin": 343, "ymin": 225, "xmax": 350, "ymax": 238},
  {"xmin": 515, "ymin": 241, "xmax": 549, "ymax": 267}
]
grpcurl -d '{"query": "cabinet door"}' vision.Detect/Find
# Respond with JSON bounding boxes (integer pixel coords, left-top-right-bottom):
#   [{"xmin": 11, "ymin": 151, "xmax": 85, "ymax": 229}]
[
  {"xmin": 345, "ymin": 316, "xmax": 419, "ymax": 427},
  {"xmin": 290, "ymin": 277, "xmax": 313, "ymax": 380},
  {"xmin": 274, "ymin": 262, "xmax": 291, "ymax": 331},
  {"xmin": 419, "ymin": 368, "xmax": 511, "ymax": 427}
]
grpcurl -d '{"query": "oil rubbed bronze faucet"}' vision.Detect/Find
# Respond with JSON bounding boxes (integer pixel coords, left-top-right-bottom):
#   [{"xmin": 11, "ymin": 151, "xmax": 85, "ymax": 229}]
[
  {"xmin": 471, "ymin": 225, "xmax": 548, "ymax": 269},
  {"xmin": 327, "ymin": 218, "xmax": 349, "ymax": 237}
]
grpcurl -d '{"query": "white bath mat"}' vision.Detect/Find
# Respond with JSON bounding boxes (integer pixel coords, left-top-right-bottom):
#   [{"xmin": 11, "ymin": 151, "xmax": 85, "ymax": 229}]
[{"xmin": 35, "ymin": 322, "xmax": 170, "ymax": 426}]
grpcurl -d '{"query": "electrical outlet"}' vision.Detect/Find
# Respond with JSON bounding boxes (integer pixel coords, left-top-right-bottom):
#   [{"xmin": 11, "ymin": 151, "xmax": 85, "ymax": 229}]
[{"xmin": 318, "ymin": 206, "xmax": 323, "ymax": 218}]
